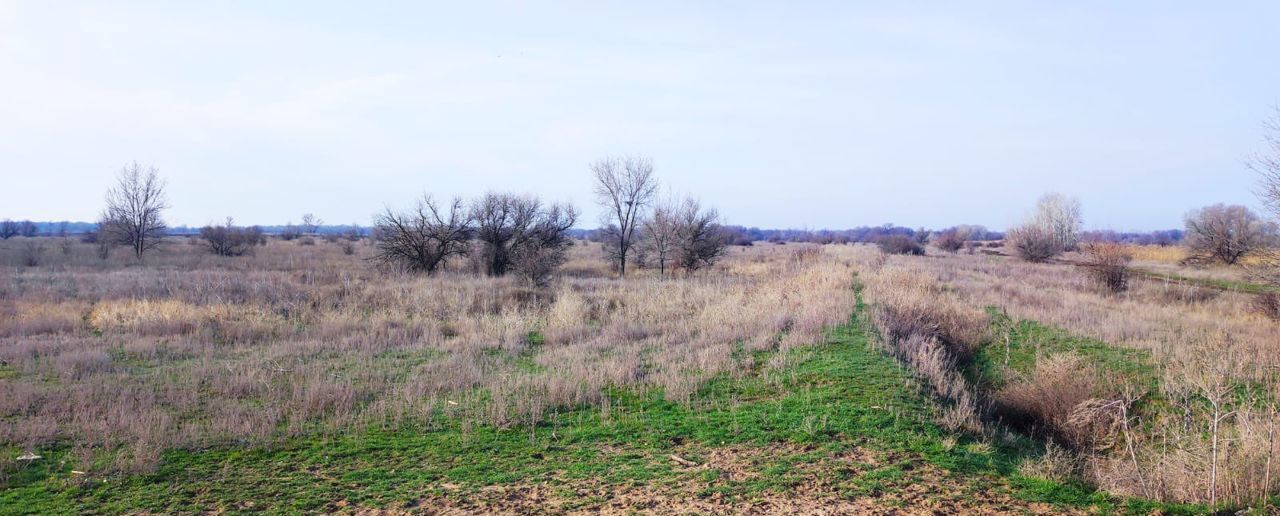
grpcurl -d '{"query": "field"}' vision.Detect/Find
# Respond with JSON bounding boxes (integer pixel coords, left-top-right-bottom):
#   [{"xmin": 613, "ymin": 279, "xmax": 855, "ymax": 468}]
[{"xmin": 1, "ymin": 236, "xmax": 1278, "ymax": 513}]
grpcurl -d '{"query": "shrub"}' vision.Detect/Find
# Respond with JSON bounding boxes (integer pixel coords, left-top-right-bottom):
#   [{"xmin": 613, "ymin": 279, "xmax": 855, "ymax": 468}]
[
  {"xmin": 1007, "ymin": 225, "xmax": 1059, "ymax": 262},
  {"xmin": 1081, "ymin": 241, "xmax": 1132, "ymax": 293},
  {"xmin": 372, "ymin": 195, "xmax": 472, "ymax": 275},
  {"xmin": 1183, "ymin": 204, "xmax": 1274, "ymax": 265},
  {"xmin": 200, "ymin": 218, "xmax": 264, "ymax": 257},
  {"xmin": 994, "ymin": 353, "xmax": 1101, "ymax": 449},
  {"xmin": 674, "ymin": 198, "xmax": 728, "ymax": 273},
  {"xmin": 20, "ymin": 242, "xmax": 42, "ymax": 267},
  {"xmin": 1253, "ymin": 292, "xmax": 1280, "ymax": 321},
  {"xmin": 932, "ymin": 229, "xmax": 965, "ymax": 253},
  {"xmin": 471, "ymin": 193, "xmax": 576, "ymax": 278},
  {"xmin": 876, "ymin": 235, "xmax": 924, "ymax": 255}
]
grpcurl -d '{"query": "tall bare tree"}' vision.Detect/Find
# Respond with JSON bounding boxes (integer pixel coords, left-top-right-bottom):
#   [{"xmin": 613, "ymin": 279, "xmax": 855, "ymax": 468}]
[
  {"xmin": 640, "ymin": 197, "xmax": 680, "ymax": 277},
  {"xmin": 1031, "ymin": 192, "xmax": 1083, "ymax": 252},
  {"xmin": 591, "ymin": 156, "xmax": 658, "ymax": 277},
  {"xmin": 1253, "ymin": 107, "xmax": 1280, "ymax": 219},
  {"xmin": 1249, "ymin": 108, "xmax": 1280, "ymax": 285},
  {"xmin": 100, "ymin": 162, "xmax": 169, "ymax": 260},
  {"xmin": 372, "ymin": 195, "xmax": 472, "ymax": 274}
]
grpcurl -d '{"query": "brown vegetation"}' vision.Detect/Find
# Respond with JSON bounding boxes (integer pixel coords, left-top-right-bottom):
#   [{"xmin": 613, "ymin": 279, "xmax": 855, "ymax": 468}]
[
  {"xmin": 1184, "ymin": 204, "xmax": 1275, "ymax": 265},
  {"xmin": 1080, "ymin": 241, "xmax": 1133, "ymax": 293},
  {"xmin": 0, "ymin": 238, "xmax": 856, "ymax": 475},
  {"xmin": 849, "ymin": 245, "xmax": 1280, "ymax": 506}
]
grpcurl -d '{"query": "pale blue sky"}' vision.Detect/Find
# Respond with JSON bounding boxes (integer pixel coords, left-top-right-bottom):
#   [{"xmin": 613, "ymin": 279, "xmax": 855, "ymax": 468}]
[{"xmin": 1, "ymin": 1, "xmax": 1277, "ymax": 230}]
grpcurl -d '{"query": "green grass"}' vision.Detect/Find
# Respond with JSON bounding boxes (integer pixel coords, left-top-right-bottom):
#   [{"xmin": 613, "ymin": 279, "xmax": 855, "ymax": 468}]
[
  {"xmin": 974, "ymin": 309, "xmax": 1158, "ymax": 392},
  {"xmin": 1, "ymin": 297, "xmax": 1205, "ymax": 515},
  {"xmin": 1131, "ymin": 267, "xmax": 1280, "ymax": 295}
]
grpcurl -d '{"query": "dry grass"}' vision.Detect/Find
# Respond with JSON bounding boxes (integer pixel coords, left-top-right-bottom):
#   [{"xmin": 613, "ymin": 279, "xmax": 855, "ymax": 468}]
[
  {"xmin": 1125, "ymin": 245, "xmax": 1187, "ymax": 264},
  {"xmin": 849, "ymin": 245, "xmax": 1280, "ymax": 506},
  {"xmin": 0, "ymin": 238, "xmax": 857, "ymax": 476}
]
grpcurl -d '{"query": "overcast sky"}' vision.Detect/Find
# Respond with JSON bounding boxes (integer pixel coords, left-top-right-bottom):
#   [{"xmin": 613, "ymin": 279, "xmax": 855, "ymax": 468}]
[{"xmin": 1, "ymin": 1, "xmax": 1277, "ymax": 230}]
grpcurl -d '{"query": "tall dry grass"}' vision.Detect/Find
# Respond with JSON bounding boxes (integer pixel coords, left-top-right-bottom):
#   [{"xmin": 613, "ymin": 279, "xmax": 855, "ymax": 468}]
[{"xmin": 0, "ymin": 238, "xmax": 857, "ymax": 476}]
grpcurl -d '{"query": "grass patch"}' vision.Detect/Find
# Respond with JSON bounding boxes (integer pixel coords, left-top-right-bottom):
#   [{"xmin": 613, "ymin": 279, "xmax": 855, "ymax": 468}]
[
  {"xmin": 1132, "ymin": 267, "xmax": 1280, "ymax": 295},
  {"xmin": 975, "ymin": 309, "xmax": 1157, "ymax": 392},
  {"xmin": 1, "ymin": 301, "xmax": 1199, "ymax": 514}
]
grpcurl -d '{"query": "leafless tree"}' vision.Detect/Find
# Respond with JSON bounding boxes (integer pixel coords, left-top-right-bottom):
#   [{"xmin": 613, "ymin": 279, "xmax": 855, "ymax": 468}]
[
  {"xmin": 591, "ymin": 156, "xmax": 658, "ymax": 277},
  {"xmin": 1031, "ymin": 192, "xmax": 1083, "ymax": 252},
  {"xmin": 471, "ymin": 192, "xmax": 576, "ymax": 280},
  {"xmin": 372, "ymin": 195, "xmax": 472, "ymax": 275},
  {"xmin": 0, "ymin": 220, "xmax": 17, "ymax": 239},
  {"xmin": 1253, "ymin": 107, "xmax": 1280, "ymax": 220},
  {"xmin": 1250, "ymin": 108, "xmax": 1280, "ymax": 287},
  {"xmin": 200, "ymin": 218, "xmax": 264, "ymax": 257},
  {"xmin": 300, "ymin": 213, "xmax": 323, "ymax": 235},
  {"xmin": 100, "ymin": 162, "xmax": 169, "ymax": 260},
  {"xmin": 1184, "ymin": 204, "xmax": 1275, "ymax": 265},
  {"xmin": 640, "ymin": 197, "xmax": 680, "ymax": 277},
  {"xmin": 674, "ymin": 197, "xmax": 728, "ymax": 273},
  {"xmin": 1008, "ymin": 193, "xmax": 1083, "ymax": 262}
]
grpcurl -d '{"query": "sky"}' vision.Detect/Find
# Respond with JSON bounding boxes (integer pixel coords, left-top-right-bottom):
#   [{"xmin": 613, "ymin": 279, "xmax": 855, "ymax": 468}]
[{"xmin": 1, "ymin": 1, "xmax": 1278, "ymax": 231}]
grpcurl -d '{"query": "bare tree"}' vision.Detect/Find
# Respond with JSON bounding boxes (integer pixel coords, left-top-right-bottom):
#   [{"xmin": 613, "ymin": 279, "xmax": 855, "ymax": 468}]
[
  {"xmin": 372, "ymin": 195, "xmax": 472, "ymax": 274},
  {"xmin": 1008, "ymin": 193, "xmax": 1082, "ymax": 262},
  {"xmin": 1253, "ymin": 107, "xmax": 1280, "ymax": 220},
  {"xmin": 1251, "ymin": 108, "xmax": 1280, "ymax": 287},
  {"xmin": 0, "ymin": 219, "xmax": 17, "ymax": 239},
  {"xmin": 640, "ymin": 197, "xmax": 680, "ymax": 277},
  {"xmin": 1184, "ymin": 204, "xmax": 1275, "ymax": 265},
  {"xmin": 471, "ymin": 192, "xmax": 576, "ymax": 279},
  {"xmin": 511, "ymin": 203, "xmax": 577, "ymax": 287},
  {"xmin": 1031, "ymin": 193, "xmax": 1083, "ymax": 252},
  {"xmin": 674, "ymin": 197, "xmax": 728, "ymax": 273},
  {"xmin": 591, "ymin": 156, "xmax": 658, "ymax": 277},
  {"xmin": 300, "ymin": 213, "xmax": 323, "ymax": 235},
  {"xmin": 100, "ymin": 162, "xmax": 169, "ymax": 260}
]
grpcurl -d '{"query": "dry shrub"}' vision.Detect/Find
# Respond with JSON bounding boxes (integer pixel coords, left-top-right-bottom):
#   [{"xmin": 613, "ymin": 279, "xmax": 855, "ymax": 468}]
[
  {"xmin": 1081, "ymin": 242, "xmax": 1132, "ymax": 293},
  {"xmin": 865, "ymin": 267, "xmax": 988, "ymax": 362},
  {"xmin": 1253, "ymin": 292, "xmax": 1280, "ymax": 321},
  {"xmin": 875, "ymin": 235, "xmax": 924, "ymax": 256},
  {"xmin": 932, "ymin": 229, "xmax": 966, "ymax": 253},
  {"xmin": 1007, "ymin": 225, "xmax": 1060, "ymax": 262},
  {"xmin": 995, "ymin": 353, "xmax": 1106, "ymax": 449}
]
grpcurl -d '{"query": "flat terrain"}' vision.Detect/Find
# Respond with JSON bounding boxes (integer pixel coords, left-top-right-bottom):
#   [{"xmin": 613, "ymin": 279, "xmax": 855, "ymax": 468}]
[{"xmin": 2, "ymin": 238, "xmax": 1274, "ymax": 513}]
